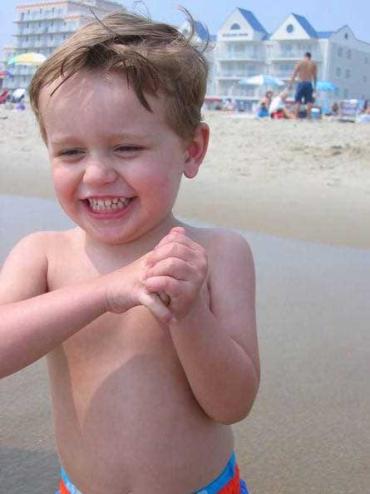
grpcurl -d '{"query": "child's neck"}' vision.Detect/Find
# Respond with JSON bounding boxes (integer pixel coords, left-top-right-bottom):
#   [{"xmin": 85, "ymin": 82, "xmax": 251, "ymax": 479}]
[{"xmin": 81, "ymin": 213, "xmax": 182, "ymax": 270}]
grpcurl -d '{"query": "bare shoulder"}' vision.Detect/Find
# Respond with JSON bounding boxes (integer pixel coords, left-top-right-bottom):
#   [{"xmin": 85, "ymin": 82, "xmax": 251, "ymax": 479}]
[
  {"xmin": 187, "ymin": 226, "xmax": 254, "ymax": 269},
  {"xmin": 185, "ymin": 226, "xmax": 255, "ymax": 298},
  {"xmin": 0, "ymin": 229, "xmax": 75, "ymax": 303}
]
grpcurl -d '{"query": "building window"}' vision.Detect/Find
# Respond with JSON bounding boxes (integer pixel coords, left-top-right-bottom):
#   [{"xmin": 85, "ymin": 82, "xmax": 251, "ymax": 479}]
[
  {"xmin": 347, "ymin": 49, "xmax": 351, "ymax": 59},
  {"xmin": 364, "ymin": 75, "xmax": 368, "ymax": 83},
  {"xmin": 230, "ymin": 23, "xmax": 240, "ymax": 30},
  {"xmin": 337, "ymin": 47, "xmax": 343, "ymax": 57},
  {"xmin": 336, "ymin": 67, "xmax": 341, "ymax": 77},
  {"xmin": 343, "ymin": 88, "xmax": 349, "ymax": 98},
  {"xmin": 345, "ymin": 69, "xmax": 351, "ymax": 79},
  {"xmin": 286, "ymin": 24, "xmax": 294, "ymax": 33},
  {"xmin": 344, "ymin": 33, "xmax": 348, "ymax": 40}
]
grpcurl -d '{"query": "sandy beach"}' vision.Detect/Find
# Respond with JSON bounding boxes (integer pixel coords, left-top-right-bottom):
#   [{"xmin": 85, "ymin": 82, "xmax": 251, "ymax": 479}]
[
  {"xmin": 2, "ymin": 107, "xmax": 370, "ymax": 248},
  {"xmin": 1, "ymin": 107, "xmax": 370, "ymax": 493}
]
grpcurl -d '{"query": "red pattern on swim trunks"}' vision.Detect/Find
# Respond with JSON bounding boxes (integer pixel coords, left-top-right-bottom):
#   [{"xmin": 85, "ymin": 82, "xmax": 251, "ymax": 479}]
[
  {"xmin": 219, "ymin": 464, "xmax": 241, "ymax": 493},
  {"xmin": 59, "ymin": 479, "xmax": 70, "ymax": 494},
  {"xmin": 59, "ymin": 464, "xmax": 242, "ymax": 493}
]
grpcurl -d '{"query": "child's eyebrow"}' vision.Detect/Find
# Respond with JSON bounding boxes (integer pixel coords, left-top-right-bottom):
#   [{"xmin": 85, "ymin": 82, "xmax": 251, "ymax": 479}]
[{"xmin": 49, "ymin": 132, "xmax": 155, "ymax": 146}]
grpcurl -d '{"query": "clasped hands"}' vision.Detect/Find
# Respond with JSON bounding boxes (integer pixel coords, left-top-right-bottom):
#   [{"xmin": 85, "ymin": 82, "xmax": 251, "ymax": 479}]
[{"xmin": 104, "ymin": 227, "xmax": 208, "ymax": 324}]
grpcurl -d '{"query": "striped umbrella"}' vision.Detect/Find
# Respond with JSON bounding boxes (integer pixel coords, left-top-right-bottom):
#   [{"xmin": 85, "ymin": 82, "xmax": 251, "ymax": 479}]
[
  {"xmin": 238, "ymin": 74, "xmax": 285, "ymax": 87},
  {"xmin": 8, "ymin": 52, "xmax": 46, "ymax": 66}
]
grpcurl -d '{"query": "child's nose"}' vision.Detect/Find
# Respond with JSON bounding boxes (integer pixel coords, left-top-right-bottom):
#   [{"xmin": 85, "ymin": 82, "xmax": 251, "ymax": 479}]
[{"xmin": 83, "ymin": 158, "xmax": 118, "ymax": 185}]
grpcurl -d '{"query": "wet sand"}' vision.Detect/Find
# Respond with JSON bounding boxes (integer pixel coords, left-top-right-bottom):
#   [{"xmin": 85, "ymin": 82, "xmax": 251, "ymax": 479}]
[{"xmin": 1, "ymin": 196, "xmax": 370, "ymax": 493}]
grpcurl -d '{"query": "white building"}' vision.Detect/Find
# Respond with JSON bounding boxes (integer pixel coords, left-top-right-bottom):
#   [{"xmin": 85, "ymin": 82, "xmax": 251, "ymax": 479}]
[
  {"xmin": 179, "ymin": 19, "xmax": 217, "ymax": 97},
  {"xmin": 214, "ymin": 8, "xmax": 370, "ymax": 109},
  {"xmin": 5, "ymin": 0, "xmax": 124, "ymax": 90}
]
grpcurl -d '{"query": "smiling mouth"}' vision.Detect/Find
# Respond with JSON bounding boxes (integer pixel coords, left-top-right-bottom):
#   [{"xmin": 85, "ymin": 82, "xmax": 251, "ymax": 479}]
[{"xmin": 85, "ymin": 197, "xmax": 133, "ymax": 214}]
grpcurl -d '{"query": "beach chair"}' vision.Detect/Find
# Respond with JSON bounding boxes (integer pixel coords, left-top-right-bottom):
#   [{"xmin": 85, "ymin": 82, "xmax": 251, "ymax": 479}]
[
  {"xmin": 0, "ymin": 89, "xmax": 9, "ymax": 104},
  {"xmin": 339, "ymin": 99, "xmax": 361, "ymax": 122}
]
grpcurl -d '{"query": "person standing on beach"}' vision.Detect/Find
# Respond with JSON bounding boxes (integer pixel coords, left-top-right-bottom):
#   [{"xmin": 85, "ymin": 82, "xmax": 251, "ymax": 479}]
[
  {"xmin": 0, "ymin": 10, "xmax": 259, "ymax": 494},
  {"xmin": 289, "ymin": 52, "xmax": 317, "ymax": 118}
]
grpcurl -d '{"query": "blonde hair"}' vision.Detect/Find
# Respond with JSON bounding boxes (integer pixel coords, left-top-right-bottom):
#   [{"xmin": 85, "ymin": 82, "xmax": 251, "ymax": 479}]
[{"xmin": 29, "ymin": 10, "xmax": 209, "ymax": 141}]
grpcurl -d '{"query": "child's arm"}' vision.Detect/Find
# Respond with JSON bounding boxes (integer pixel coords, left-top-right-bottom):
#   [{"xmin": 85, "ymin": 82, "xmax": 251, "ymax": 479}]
[
  {"xmin": 0, "ymin": 232, "xmax": 170, "ymax": 379},
  {"xmin": 143, "ymin": 227, "xmax": 259, "ymax": 425}
]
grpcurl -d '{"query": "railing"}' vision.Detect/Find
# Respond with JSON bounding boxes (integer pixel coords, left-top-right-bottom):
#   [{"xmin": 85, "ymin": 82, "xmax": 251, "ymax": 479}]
[
  {"xmin": 271, "ymin": 51, "xmax": 321, "ymax": 61},
  {"xmin": 11, "ymin": 66, "xmax": 37, "ymax": 75},
  {"xmin": 217, "ymin": 51, "xmax": 264, "ymax": 60},
  {"xmin": 18, "ymin": 39, "xmax": 61, "ymax": 49},
  {"xmin": 17, "ymin": 27, "xmax": 72, "ymax": 36},
  {"xmin": 16, "ymin": 12, "xmax": 65, "ymax": 22},
  {"xmin": 217, "ymin": 72, "xmax": 260, "ymax": 78}
]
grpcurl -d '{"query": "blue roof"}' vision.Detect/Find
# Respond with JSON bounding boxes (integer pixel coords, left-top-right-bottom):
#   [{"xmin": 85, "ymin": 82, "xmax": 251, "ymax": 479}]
[
  {"xmin": 193, "ymin": 20, "xmax": 209, "ymax": 41},
  {"xmin": 292, "ymin": 13, "xmax": 318, "ymax": 38},
  {"xmin": 317, "ymin": 31, "xmax": 334, "ymax": 39},
  {"xmin": 237, "ymin": 8, "xmax": 268, "ymax": 34}
]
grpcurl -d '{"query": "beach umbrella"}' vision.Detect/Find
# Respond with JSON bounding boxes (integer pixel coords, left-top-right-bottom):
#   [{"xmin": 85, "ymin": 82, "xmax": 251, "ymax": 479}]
[
  {"xmin": 7, "ymin": 52, "xmax": 46, "ymax": 66},
  {"xmin": 0, "ymin": 70, "xmax": 14, "ymax": 78},
  {"xmin": 316, "ymin": 81, "xmax": 337, "ymax": 92},
  {"xmin": 238, "ymin": 74, "xmax": 285, "ymax": 87}
]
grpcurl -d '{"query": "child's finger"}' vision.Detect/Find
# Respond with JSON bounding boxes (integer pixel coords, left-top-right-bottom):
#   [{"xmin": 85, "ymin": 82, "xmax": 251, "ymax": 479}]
[
  {"xmin": 138, "ymin": 291, "xmax": 172, "ymax": 323},
  {"xmin": 169, "ymin": 226, "xmax": 186, "ymax": 235},
  {"xmin": 155, "ymin": 229, "xmax": 195, "ymax": 251},
  {"xmin": 146, "ymin": 258, "xmax": 191, "ymax": 280},
  {"xmin": 143, "ymin": 276, "xmax": 181, "ymax": 298}
]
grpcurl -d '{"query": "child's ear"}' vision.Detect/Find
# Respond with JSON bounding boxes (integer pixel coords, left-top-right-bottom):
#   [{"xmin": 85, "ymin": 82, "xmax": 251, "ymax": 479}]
[{"xmin": 183, "ymin": 123, "xmax": 209, "ymax": 179}]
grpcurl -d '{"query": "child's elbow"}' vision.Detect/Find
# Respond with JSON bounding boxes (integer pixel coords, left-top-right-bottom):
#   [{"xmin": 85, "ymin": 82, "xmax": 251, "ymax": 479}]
[
  {"xmin": 212, "ymin": 380, "xmax": 260, "ymax": 425},
  {"xmin": 212, "ymin": 402, "xmax": 255, "ymax": 426}
]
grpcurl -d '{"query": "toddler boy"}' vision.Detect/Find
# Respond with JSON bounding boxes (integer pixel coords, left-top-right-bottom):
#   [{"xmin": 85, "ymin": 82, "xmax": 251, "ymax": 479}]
[{"xmin": 0, "ymin": 11, "xmax": 259, "ymax": 494}]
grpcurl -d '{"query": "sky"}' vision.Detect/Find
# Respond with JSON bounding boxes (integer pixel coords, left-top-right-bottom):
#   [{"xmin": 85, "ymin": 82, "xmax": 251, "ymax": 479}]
[{"xmin": 0, "ymin": 0, "xmax": 368, "ymax": 54}]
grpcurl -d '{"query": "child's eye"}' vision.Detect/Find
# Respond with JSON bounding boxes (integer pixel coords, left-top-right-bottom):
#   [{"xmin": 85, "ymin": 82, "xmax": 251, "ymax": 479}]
[
  {"xmin": 59, "ymin": 149, "xmax": 84, "ymax": 157},
  {"xmin": 115, "ymin": 145, "xmax": 142, "ymax": 153}
]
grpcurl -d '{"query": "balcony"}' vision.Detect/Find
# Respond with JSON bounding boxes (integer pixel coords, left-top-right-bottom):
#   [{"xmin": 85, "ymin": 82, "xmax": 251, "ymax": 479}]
[
  {"xmin": 15, "ymin": 12, "xmax": 65, "ymax": 23},
  {"xmin": 217, "ymin": 72, "xmax": 259, "ymax": 80},
  {"xmin": 17, "ymin": 39, "xmax": 61, "ymax": 50},
  {"xmin": 16, "ymin": 27, "xmax": 72, "ymax": 36},
  {"xmin": 216, "ymin": 50, "xmax": 264, "ymax": 62},
  {"xmin": 270, "ymin": 50, "xmax": 322, "ymax": 62}
]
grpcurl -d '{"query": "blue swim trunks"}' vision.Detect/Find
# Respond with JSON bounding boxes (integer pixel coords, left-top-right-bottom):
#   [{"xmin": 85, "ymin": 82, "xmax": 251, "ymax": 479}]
[
  {"xmin": 56, "ymin": 452, "xmax": 249, "ymax": 493},
  {"xmin": 295, "ymin": 81, "xmax": 314, "ymax": 104}
]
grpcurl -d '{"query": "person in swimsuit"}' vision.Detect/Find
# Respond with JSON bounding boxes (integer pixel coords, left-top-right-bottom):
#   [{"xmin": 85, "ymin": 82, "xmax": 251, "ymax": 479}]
[
  {"xmin": 289, "ymin": 52, "xmax": 317, "ymax": 118},
  {"xmin": 0, "ymin": 10, "xmax": 260, "ymax": 494}
]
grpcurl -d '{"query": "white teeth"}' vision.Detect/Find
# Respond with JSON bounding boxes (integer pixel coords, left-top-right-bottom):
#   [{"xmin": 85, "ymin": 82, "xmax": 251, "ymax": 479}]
[{"xmin": 87, "ymin": 197, "xmax": 130, "ymax": 212}]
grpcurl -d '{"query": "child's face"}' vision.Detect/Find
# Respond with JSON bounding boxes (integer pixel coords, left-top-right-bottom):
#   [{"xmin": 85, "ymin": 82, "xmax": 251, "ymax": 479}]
[{"xmin": 39, "ymin": 70, "xmax": 206, "ymax": 245}]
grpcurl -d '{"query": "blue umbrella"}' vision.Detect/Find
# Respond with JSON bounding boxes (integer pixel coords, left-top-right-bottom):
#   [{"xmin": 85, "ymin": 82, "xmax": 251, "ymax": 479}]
[{"xmin": 316, "ymin": 81, "xmax": 337, "ymax": 92}]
